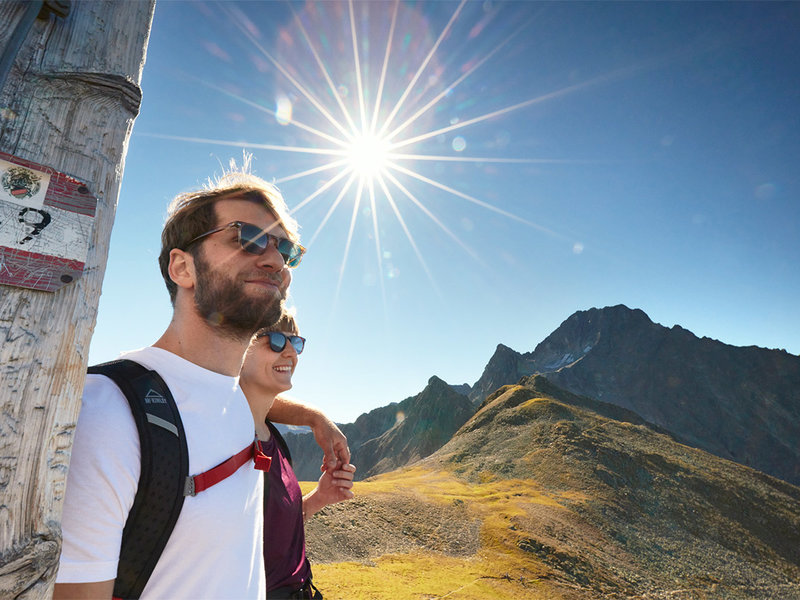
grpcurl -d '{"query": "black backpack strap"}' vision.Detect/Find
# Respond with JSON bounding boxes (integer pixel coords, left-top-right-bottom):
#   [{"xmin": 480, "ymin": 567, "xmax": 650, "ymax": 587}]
[
  {"xmin": 262, "ymin": 421, "xmax": 317, "ymax": 596},
  {"xmin": 265, "ymin": 420, "xmax": 292, "ymax": 466},
  {"xmin": 88, "ymin": 359, "xmax": 189, "ymax": 600},
  {"xmin": 263, "ymin": 420, "xmax": 293, "ymax": 508}
]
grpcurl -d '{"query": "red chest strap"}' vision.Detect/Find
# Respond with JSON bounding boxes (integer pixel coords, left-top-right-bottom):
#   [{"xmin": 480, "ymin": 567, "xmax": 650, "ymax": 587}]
[{"xmin": 183, "ymin": 439, "xmax": 272, "ymax": 497}]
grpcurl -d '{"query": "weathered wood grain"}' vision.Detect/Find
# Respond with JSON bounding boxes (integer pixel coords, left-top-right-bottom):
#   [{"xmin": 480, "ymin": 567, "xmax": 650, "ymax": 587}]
[{"xmin": 0, "ymin": 2, "xmax": 155, "ymax": 598}]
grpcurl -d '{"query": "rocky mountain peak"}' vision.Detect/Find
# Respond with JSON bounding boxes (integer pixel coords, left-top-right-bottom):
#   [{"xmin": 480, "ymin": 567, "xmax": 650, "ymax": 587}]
[
  {"xmin": 531, "ymin": 304, "xmax": 655, "ymax": 367},
  {"xmin": 425, "ymin": 375, "xmax": 450, "ymax": 389},
  {"xmin": 468, "ymin": 305, "xmax": 655, "ymax": 404},
  {"xmin": 468, "ymin": 343, "xmax": 534, "ymax": 404},
  {"xmin": 467, "ymin": 304, "xmax": 800, "ymax": 485},
  {"xmin": 285, "ymin": 375, "xmax": 473, "ymax": 481}
]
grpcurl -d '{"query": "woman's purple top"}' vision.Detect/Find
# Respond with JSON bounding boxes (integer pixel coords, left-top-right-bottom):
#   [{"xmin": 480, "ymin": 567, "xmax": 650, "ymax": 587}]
[{"xmin": 262, "ymin": 430, "xmax": 312, "ymax": 592}]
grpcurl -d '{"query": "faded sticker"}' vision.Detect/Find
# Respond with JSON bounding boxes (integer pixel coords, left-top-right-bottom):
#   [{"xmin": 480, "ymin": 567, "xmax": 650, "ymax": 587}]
[
  {"xmin": 0, "ymin": 201, "xmax": 91, "ymax": 260},
  {"xmin": 0, "ymin": 158, "xmax": 51, "ymax": 209}
]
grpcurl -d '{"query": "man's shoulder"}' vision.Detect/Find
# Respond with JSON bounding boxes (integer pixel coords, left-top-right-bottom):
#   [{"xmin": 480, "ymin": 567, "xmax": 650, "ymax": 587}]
[
  {"xmin": 85, "ymin": 349, "xmax": 168, "ymax": 399},
  {"xmin": 82, "ymin": 353, "xmax": 176, "ymax": 430},
  {"xmin": 79, "ymin": 372, "xmax": 137, "ymax": 438},
  {"xmin": 115, "ymin": 347, "xmax": 231, "ymax": 386},
  {"xmin": 83, "ymin": 371, "xmax": 129, "ymax": 403}
]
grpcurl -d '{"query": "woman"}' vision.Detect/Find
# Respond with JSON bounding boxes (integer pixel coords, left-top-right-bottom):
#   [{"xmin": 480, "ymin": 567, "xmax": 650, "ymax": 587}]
[{"xmin": 240, "ymin": 312, "xmax": 356, "ymax": 599}]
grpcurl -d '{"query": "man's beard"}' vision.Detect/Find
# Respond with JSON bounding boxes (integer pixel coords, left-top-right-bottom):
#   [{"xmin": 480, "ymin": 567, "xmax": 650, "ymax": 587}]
[{"xmin": 193, "ymin": 251, "xmax": 286, "ymax": 339}]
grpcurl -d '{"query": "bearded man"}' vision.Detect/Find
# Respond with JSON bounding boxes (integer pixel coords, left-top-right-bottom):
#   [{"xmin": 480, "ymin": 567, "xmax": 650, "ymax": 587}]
[{"xmin": 55, "ymin": 168, "xmax": 348, "ymax": 600}]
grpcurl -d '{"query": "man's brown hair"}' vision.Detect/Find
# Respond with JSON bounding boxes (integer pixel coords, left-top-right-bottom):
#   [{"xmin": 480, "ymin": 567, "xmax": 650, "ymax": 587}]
[{"xmin": 158, "ymin": 165, "xmax": 299, "ymax": 305}]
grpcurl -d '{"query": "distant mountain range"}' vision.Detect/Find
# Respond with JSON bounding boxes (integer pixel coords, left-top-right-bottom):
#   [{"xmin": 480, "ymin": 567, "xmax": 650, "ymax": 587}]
[
  {"xmin": 283, "ymin": 375, "xmax": 474, "ymax": 480},
  {"xmin": 285, "ymin": 305, "xmax": 800, "ymax": 487}
]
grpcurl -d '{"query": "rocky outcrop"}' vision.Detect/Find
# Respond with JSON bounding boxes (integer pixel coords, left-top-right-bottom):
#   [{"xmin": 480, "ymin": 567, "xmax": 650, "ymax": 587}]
[{"xmin": 468, "ymin": 343, "xmax": 536, "ymax": 404}]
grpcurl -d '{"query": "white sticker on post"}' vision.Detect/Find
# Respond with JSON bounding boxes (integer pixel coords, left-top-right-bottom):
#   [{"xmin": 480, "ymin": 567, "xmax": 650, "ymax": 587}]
[
  {"xmin": 0, "ymin": 151, "xmax": 97, "ymax": 292},
  {"xmin": 0, "ymin": 157, "xmax": 51, "ymax": 209}
]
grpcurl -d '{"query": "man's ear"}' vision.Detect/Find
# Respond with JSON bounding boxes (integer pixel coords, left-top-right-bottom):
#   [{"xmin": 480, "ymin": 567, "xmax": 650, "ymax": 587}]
[{"xmin": 169, "ymin": 248, "xmax": 196, "ymax": 291}]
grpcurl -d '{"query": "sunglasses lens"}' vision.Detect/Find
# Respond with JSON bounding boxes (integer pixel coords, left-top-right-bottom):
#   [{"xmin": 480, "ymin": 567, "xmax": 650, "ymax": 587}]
[
  {"xmin": 239, "ymin": 223, "xmax": 269, "ymax": 255},
  {"xmin": 264, "ymin": 332, "xmax": 304, "ymax": 354},
  {"xmin": 239, "ymin": 223, "xmax": 304, "ymax": 267},
  {"xmin": 277, "ymin": 238, "xmax": 305, "ymax": 268},
  {"xmin": 289, "ymin": 336, "xmax": 305, "ymax": 354},
  {"xmin": 266, "ymin": 332, "xmax": 286, "ymax": 352}
]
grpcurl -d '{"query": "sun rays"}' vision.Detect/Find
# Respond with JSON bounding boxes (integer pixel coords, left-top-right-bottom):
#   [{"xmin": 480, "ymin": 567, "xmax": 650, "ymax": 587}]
[{"xmin": 148, "ymin": 0, "xmax": 602, "ymax": 310}]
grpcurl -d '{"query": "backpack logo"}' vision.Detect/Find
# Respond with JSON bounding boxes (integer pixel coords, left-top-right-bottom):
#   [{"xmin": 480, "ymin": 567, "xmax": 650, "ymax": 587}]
[{"xmin": 144, "ymin": 389, "xmax": 167, "ymax": 404}]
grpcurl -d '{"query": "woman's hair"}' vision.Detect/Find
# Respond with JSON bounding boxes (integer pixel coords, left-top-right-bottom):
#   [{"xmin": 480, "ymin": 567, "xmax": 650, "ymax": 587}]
[
  {"xmin": 253, "ymin": 308, "xmax": 299, "ymax": 339},
  {"xmin": 270, "ymin": 311, "xmax": 299, "ymax": 335},
  {"xmin": 158, "ymin": 158, "xmax": 299, "ymax": 305}
]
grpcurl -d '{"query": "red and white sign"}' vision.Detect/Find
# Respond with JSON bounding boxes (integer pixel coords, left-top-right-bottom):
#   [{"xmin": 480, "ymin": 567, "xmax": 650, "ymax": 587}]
[{"xmin": 0, "ymin": 151, "xmax": 97, "ymax": 292}]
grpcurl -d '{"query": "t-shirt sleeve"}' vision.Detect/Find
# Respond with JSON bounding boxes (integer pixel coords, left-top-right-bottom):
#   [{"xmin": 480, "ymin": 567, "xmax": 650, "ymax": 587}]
[{"xmin": 56, "ymin": 375, "xmax": 141, "ymax": 583}]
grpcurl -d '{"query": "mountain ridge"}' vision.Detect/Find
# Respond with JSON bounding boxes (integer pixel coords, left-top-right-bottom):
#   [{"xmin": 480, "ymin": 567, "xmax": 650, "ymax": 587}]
[
  {"xmin": 285, "ymin": 375, "xmax": 473, "ymax": 480},
  {"xmin": 286, "ymin": 305, "xmax": 800, "ymax": 487},
  {"xmin": 466, "ymin": 304, "xmax": 800, "ymax": 485}
]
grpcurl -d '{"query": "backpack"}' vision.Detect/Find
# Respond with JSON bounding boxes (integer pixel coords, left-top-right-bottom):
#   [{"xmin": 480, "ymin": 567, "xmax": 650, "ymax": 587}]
[{"xmin": 88, "ymin": 359, "xmax": 262, "ymax": 600}]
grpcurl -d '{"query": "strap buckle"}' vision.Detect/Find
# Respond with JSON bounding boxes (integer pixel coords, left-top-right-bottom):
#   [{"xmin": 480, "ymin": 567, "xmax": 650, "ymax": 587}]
[
  {"xmin": 183, "ymin": 476, "xmax": 196, "ymax": 497},
  {"xmin": 254, "ymin": 439, "xmax": 272, "ymax": 472}
]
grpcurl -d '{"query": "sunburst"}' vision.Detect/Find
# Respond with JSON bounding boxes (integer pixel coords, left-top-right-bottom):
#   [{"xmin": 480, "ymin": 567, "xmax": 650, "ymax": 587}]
[
  {"xmin": 148, "ymin": 0, "xmax": 614, "ymax": 309},
  {"xmin": 343, "ymin": 133, "xmax": 391, "ymax": 183}
]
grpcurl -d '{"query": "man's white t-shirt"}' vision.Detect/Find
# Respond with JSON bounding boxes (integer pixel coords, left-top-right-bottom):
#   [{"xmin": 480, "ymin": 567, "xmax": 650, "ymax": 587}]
[{"xmin": 57, "ymin": 347, "xmax": 265, "ymax": 600}]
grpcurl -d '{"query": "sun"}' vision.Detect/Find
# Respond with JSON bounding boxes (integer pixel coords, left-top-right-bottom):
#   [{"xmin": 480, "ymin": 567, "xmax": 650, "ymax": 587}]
[
  {"xmin": 345, "ymin": 132, "xmax": 391, "ymax": 183},
  {"xmin": 156, "ymin": 1, "xmax": 580, "ymax": 306}
]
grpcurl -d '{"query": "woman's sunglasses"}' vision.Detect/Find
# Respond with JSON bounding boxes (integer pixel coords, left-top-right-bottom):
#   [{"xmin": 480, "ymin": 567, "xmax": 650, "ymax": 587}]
[
  {"xmin": 184, "ymin": 221, "xmax": 306, "ymax": 268},
  {"xmin": 256, "ymin": 331, "xmax": 306, "ymax": 354}
]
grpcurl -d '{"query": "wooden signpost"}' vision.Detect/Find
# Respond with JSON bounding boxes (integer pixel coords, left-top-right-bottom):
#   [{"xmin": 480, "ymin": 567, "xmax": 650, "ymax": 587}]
[{"xmin": 0, "ymin": 2, "xmax": 155, "ymax": 598}]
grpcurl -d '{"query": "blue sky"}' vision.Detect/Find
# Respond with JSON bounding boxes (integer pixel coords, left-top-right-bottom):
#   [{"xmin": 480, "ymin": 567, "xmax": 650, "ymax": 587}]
[{"xmin": 90, "ymin": 1, "xmax": 800, "ymax": 423}]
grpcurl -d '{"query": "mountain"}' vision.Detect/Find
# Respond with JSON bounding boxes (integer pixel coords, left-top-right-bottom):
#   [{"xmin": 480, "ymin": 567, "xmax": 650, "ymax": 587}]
[
  {"xmin": 466, "ymin": 342, "xmax": 534, "ymax": 404},
  {"xmin": 305, "ymin": 376, "xmax": 800, "ymax": 599},
  {"xmin": 353, "ymin": 376, "xmax": 475, "ymax": 477},
  {"xmin": 468, "ymin": 305, "xmax": 800, "ymax": 486},
  {"xmin": 284, "ymin": 376, "xmax": 473, "ymax": 480}
]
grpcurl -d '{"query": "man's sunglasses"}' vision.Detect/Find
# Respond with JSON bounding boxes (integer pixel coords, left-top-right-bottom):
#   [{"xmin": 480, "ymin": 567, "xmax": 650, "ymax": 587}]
[
  {"xmin": 184, "ymin": 221, "xmax": 306, "ymax": 268},
  {"xmin": 256, "ymin": 331, "xmax": 306, "ymax": 354}
]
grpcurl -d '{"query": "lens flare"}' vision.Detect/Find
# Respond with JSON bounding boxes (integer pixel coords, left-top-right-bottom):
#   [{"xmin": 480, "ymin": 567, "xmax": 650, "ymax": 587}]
[{"xmin": 275, "ymin": 95, "xmax": 292, "ymax": 125}]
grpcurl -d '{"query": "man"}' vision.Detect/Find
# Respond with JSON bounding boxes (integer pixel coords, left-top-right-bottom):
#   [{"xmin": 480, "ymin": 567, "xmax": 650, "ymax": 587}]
[{"xmin": 55, "ymin": 168, "xmax": 348, "ymax": 599}]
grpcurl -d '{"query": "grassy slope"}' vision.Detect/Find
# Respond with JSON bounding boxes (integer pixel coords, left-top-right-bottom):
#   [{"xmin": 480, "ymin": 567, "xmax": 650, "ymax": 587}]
[
  {"xmin": 304, "ymin": 469, "xmax": 580, "ymax": 599},
  {"xmin": 301, "ymin": 379, "xmax": 800, "ymax": 599}
]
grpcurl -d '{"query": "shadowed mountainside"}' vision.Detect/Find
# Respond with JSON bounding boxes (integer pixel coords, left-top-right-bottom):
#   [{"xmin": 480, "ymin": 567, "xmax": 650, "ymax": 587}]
[
  {"xmin": 466, "ymin": 305, "xmax": 800, "ymax": 485},
  {"xmin": 306, "ymin": 376, "xmax": 800, "ymax": 599},
  {"xmin": 354, "ymin": 376, "xmax": 474, "ymax": 477},
  {"xmin": 284, "ymin": 376, "xmax": 473, "ymax": 480}
]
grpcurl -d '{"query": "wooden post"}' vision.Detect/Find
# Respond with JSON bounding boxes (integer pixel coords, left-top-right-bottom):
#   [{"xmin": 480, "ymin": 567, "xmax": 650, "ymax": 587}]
[{"xmin": 0, "ymin": 2, "xmax": 155, "ymax": 598}]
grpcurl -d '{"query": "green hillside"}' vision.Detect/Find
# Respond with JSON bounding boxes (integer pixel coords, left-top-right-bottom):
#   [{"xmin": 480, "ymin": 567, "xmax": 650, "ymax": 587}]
[{"xmin": 303, "ymin": 377, "xmax": 800, "ymax": 599}]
